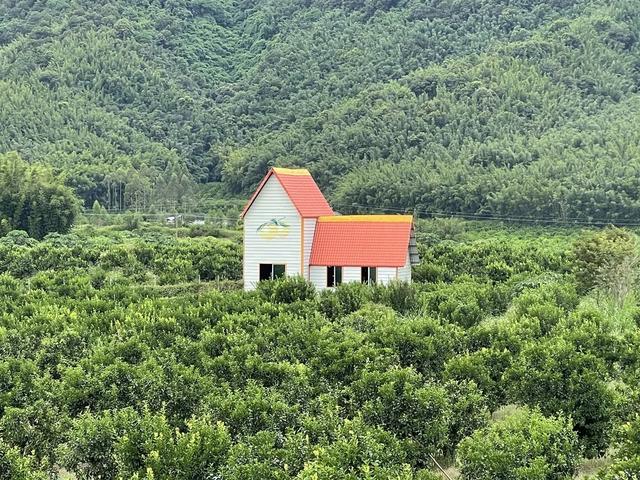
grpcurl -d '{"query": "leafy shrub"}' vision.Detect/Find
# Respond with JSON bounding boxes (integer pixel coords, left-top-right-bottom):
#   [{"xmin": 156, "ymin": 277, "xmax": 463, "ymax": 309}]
[
  {"xmin": 505, "ymin": 337, "xmax": 616, "ymax": 456},
  {"xmin": 571, "ymin": 227, "xmax": 638, "ymax": 294},
  {"xmin": 0, "ymin": 440, "xmax": 47, "ymax": 480},
  {"xmin": 444, "ymin": 347, "xmax": 513, "ymax": 411},
  {"xmin": 349, "ymin": 367, "xmax": 451, "ymax": 460},
  {"xmin": 320, "ymin": 282, "xmax": 371, "ymax": 318},
  {"xmin": 422, "ymin": 280, "xmax": 508, "ymax": 328},
  {"xmin": 371, "ymin": 281, "xmax": 419, "ymax": 314},
  {"xmin": 257, "ymin": 276, "xmax": 316, "ymax": 303},
  {"xmin": 367, "ymin": 315, "xmax": 464, "ymax": 378},
  {"xmin": 0, "ymin": 230, "xmax": 37, "ymax": 247},
  {"xmin": 457, "ymin": 407, "xmax": 580, "ymax": 480},
  {"xmin": 443, "ymin": 379, "xmax": 490, "ymax": 457},
  {"xmin": 220, "ymin": 430, "xmax": 308, "ymax": 479},
  {"xmin": 597, "ymin": 415, "xmax": 640, "ymax": 479},
  {"xmin": 60, "ymin": 408, "xmax": 232, "ymax": 480},
  {"xmin": 0, "ymin": 400, "xmax": 67, "ymax": 462},
  {"xmin": 296, "ymin": 417, "xmax": 415, "ymax": 479}
]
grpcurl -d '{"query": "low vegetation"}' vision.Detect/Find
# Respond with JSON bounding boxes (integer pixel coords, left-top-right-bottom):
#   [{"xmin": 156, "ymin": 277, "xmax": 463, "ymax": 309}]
[{"xmin": 0, "ymin": 220, "xmax": 639, "ymax": 478}]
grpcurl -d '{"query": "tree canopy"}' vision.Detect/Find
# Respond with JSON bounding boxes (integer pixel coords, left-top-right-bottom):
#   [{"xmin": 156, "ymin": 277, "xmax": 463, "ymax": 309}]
[
  {"xmin": 1, "ymin": 0, "xmax": 639, "ymax": 220},
  {"xmin": 0, "ymin": 152, "xmax": 79, "ymax": 239}
]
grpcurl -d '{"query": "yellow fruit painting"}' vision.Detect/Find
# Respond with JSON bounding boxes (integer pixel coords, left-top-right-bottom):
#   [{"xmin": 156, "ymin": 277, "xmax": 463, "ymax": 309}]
[{"xmin": 257, "ymin": 217, "xmax": 291, "ymax": 239}]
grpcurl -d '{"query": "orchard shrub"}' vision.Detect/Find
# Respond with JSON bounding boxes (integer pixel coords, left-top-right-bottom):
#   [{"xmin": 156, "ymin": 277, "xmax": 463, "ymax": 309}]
[
  {"xmin": 349, "ymin": 366, "xmax": 451, "ymax": 460},
  {"xmin": 457, "ymin": 407, "xmax": 580, "ymax": 480},
  {"xmin": 422, "ymin": 280, "xmax": 508, "ymax": 328},
  {"xmin": 597, "ymin": 415, "xmax": 640, "ymax": 479},
  {"xmin": 0, "ymin": 440, "xmax": 47, "ymax": 480},
  {"xmin": 297, "ymin": 417, "xmax": 415, "ymax": 479},
  {"xmin": 257, "ymin": 276, "xmax": 316, "ymax": 303},
  {"xmin": 571, "ymin": 227, "xmax": 638, "ymax": 295},
  {"xmin": 371, "ymin": 281, "xmax": 419, "ymax": 314},
  {"xmin": 505, "ymin": 337, "xmax": 616, "ymax": 456},
  {"xmin": 443, "ymin": 379, "xmax": 490, "ymax": 457},
  {"xmin": 443, "ymin": 347, "xmax": 513, "ymax": 411}
]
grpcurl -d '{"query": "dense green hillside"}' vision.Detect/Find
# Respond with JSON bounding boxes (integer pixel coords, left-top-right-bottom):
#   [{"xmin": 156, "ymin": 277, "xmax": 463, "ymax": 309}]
[{"xmin": 1, "ymin": 0, "xmax": 639, "ymax": 220}]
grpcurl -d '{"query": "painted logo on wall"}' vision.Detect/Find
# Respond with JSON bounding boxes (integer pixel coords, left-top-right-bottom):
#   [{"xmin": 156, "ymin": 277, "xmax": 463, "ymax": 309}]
[{"xmin": 257, "ymin": 217, "xmax": 291, "ymax": 239}]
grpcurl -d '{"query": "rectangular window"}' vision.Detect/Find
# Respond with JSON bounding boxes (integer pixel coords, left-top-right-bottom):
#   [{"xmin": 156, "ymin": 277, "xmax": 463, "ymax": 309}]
[
  {"xmin": 273, "ymin": 264, "xmax": 285, "ymax": 279},
  {"xmin": 327, "ymin": 266, "xmax": 343, "ymax": 287},
  {"xmin": 259, "ymin": 264, "xmax": 285, "ymax": 281},
  {"xmin": 361, "ymin": 267, "xmax": 377, "ymax": 285}
]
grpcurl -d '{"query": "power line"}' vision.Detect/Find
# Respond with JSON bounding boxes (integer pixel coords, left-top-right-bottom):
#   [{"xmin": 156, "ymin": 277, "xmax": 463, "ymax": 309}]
[
  {"xmin": 345, "ymin": 203, "xmax": 640, "ymax": 227},
  {"xmin": 83, "ymin": 201, "xmax": 640, "ymax": 228}
]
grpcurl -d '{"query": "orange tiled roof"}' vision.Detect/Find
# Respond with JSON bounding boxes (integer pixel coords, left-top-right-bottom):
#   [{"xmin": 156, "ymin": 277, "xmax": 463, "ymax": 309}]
[
  {"xmin": 240, "ymin": 167, "xmax": 334, "ymax": 218},
  {"xmin": 310, "ymin": 215, "xmax": 413, "ymax": 267}
]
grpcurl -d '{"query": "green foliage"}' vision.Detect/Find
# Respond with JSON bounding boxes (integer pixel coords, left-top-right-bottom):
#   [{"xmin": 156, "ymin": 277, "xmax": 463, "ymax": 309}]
[
  {"xmin": 505, "ymin": 337, "xmax": 616, "ymax": 456},
  {"xmin": 0, "ymin": 227, "xmax": 242, "ymax": 283},
  {"xmin": 0, "ymin": 153, "xmax": 79, "ymax": 239},
  {"xmin": 442, "ymin": 379, "xmax": 490, "ymax": 457},
  {"xmin": 371, "ymin": 281, "xmax": 419, "ymax": 314},
  {"xmin": 571, "ymin": 227, "xmax": 638, "ymax": 294},
  {"xmin": 296, "ymin": 417, "xmax": 415, "ymax": 480},
  {"xmin": 60, "ymin": 408, "xmax": 231, "ymax": 480},
  {"xmin": 444, "ymin": 347, "xmax": 512, "ymax": 411},
  {"xmin": 0, "ymin": 223, "xmax": 637, "ymax": 477},
  {"xmin": 349, "ymin": 367, "xmax": 450, "ymax": 460},
  {"xmin": 422, "ymin": 280, "xmax": 508, "ymax": 328},
  {"xmin": 457, "ymin": 407, "xmax": 580, "ymax": 480},
  {"xmin": 0, "ymin": 441, "xmax": 47, "ymax": 480},
  {"xmin": 597, "ymin": 416, "xmax": 640, "ymax": 479},
  {"xmin": 0, "ymin": 0, "xmax": 639, "ymax": 222},
  {"xmin": 257, "ymin": 276, "xmax": 316, "ymax": 304}
]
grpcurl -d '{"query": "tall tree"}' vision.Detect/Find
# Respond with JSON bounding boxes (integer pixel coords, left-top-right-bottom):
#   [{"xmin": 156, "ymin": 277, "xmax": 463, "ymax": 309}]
[{"xmin": 0, "ymin": 152, "xmax": 79, "ymax": 239}]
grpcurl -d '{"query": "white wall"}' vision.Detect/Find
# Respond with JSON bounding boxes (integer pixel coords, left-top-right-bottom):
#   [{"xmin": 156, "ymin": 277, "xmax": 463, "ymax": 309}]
[
  {"xmin": 377, "ymin": 267, "xmax": 397, "ymax": 284},
  {"xmin": 243, "ymin": 176, "xmax": 302, "ymax": 290},
  {"xmin": 303, "ymin": 218, "xmax": 316, "ymax": 280},
  {"xmin": 310, "ymin": 262, "xmax": 412, "ymax": 291},
  {"xmin": 342, "ymin": 266, "xmax": 361, "ymax": 284},
  {"xmin": 310, "ymin": 266, "xmax": 361, "ymax": 291},
  {"xmin": 397, "ymin": 252, "xmax": 412, "ymax": 282},
  {"xmin": 310, "ymin": 266, "xmax": 326, "ymax": 290}
]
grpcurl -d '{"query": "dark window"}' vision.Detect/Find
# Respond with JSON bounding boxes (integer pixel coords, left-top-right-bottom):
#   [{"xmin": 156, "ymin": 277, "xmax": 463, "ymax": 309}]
[
  {"xmin": 273, "ymin": 264, "xmax": 285, "ymax": 279},
  {"xmin": 361, "ymin": 267, "xmax": 377, "ymax": 285},
  {"xmin": 327, "ymin": 266, "xmax": 343, "ymax": 287},
  {"xmin": 259, "ymin": 264, "xmax": 285, "ymax": 281},
  {"xmin": 259, "ymin": 264, "xmax": 272, "ymax": 281}
]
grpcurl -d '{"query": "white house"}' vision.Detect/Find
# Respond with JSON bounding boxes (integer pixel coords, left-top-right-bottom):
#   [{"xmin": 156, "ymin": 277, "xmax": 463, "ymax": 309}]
[{"xmin": 240, "ymin": 167, "xmax": 419, "ymax": 291}]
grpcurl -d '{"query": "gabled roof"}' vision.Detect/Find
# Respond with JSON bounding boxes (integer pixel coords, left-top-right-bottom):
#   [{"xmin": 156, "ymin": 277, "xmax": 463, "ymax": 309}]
[
  {"xmin": 240, "ymin": 167, "xmax": 334, "ymax": 218},
  {"xmin": 310, "ymin": 215, "xmax": 414, "ymax": 267}
]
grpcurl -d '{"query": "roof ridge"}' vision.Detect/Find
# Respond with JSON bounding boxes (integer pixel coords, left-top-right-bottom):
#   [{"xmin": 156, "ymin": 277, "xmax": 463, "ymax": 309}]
[
  {"xmin": 272, "ymin": 167, "xmax": 310, "ymax": 176},
  {"xmin": 241, "ymin": 167, "xmax": 333, "ymax": 218},
  {"xmin": 318, "ymin": 214, "xmax": 412, "ymax": 223}
]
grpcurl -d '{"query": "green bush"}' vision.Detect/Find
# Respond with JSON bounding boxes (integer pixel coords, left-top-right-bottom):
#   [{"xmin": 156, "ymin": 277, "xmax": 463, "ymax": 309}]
[
  {"xmin": 422, "ymin": 280, "xmax": 508, "ymax": 328},
  {"xmin": 257, "ymin": 276, "xmax": 316, "ymax": 304},
  {"xmin": 571, "ymin": 227, "xmax": 638, "ymax": 295},
  {"xmin": 457, "ymin": 407, "xmax": 580, "ymax": 480},
  {"xmin": 443, "ymin": 379, "xmax": 490, "ymax": 457},
  {"xmin": 505, "ymin": 338, "xmax": 616, "ymax": 456},
  {"xmin": 597, "ymin": 415, "xmax": 640, "ymax": 479},
  {"xmin": 60, "ymin": 408, "xmax": 232, "ymax": 480},
  {"xmin": 296, "ymin": 417, "xmax": 415, "ymax": 480},
  {"xmin": 371, "ymin": 281, "xmax": 419, "ymax": 314},
  {"xmin": 443, "ymin": 347, "xmax": 512, "ymax": 411},
  {"xmin": 349, "ymin": 367, "xmax": 451, "ymax": 460},
  {"xmin": 0, "ymin": 440, "xmax": 47, "ymax": 480}
]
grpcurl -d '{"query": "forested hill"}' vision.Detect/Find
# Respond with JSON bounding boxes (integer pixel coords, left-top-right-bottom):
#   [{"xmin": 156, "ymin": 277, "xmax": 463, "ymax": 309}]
[{"xmin": 1, "ymin": 0, "xmax": 639, "ymax": 221}]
